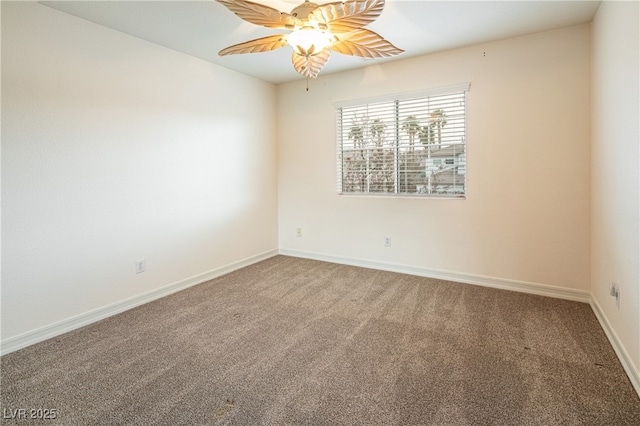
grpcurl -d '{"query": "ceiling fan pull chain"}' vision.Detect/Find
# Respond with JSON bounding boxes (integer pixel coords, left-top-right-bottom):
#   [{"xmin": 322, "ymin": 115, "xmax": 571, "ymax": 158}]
[{"xmin": 306, "ymin": 76, "xmax": 309, "ymax": 92}]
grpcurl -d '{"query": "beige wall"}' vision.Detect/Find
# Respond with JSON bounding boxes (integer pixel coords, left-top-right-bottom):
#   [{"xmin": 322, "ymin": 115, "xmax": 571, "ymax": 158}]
[
  {"xmin": 591, "ymin": 0, "xmax": 640, "ymax": 389},
  {"xmin": 278, "ymin": 24, "xmax": 591, "ymax": 296},
  {"xmin": 1, "ymin": 3, "xmax": 278, "ymax": 347}
]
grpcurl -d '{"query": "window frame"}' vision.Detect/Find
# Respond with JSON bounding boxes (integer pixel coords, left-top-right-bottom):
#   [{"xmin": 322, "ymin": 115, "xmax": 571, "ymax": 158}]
[{"xmin": 335, "ymin": 83, "xmax": 469, "ymax": 199}]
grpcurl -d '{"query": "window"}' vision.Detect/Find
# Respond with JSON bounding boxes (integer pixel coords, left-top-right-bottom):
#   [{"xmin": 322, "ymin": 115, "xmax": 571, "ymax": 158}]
[{"xmin": 336, "ymin": 84, "xmax": 468, "ymax": 198}]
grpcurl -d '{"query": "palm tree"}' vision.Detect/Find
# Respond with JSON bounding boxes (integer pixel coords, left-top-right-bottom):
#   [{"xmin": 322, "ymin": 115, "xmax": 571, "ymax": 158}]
[
  {"xmin": 348, "ymin": 118, "xmax": 371, "ymax": 191},
  {"xmin": 368, "ymin": 118, "xmax": 392, "ymax": 192},
  {"xmin": 401, "ymin": 115, "xmax": 420, "ymax": 152},
  {"xmin": 348, "ymin": 125, "xmax": 364, "ymax": 149},
  {"xmin": 429, "ymin": 109, "xmax": 447, "ymax": 147},
  {"xmin": 419, "ymin": 125, "xmax": 434, "ymax": 146},
  {"xmin": 370, "ymin": 118, "xmax": 386, "ymax": 148}
]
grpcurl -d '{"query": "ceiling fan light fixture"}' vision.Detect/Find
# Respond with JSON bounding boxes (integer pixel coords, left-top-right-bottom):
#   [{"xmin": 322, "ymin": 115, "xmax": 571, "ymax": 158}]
[
  {"xmin": 216, "ymin": 0, "xmax": 404, "ymax": 81},
  {"xmin": 286, "ymin": 27, "xmax": 335, "ymax": 56}
]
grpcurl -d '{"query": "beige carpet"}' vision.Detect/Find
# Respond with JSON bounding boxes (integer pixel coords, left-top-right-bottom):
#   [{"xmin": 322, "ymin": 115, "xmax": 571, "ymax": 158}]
[{"xmin": 2, "ymin": 255, "xmax": 639, "ymax": 425}]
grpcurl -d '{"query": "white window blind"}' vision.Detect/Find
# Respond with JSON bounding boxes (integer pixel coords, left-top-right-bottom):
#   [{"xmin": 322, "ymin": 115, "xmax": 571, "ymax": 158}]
[{"xmin": 336, "ymin": 84, "xmax": 468, "ymax": 198}]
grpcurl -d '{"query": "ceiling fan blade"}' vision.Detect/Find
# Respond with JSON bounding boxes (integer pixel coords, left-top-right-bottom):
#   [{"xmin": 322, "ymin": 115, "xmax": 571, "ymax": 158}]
[
  {"xmin": 310, "ymin": 0, "xmax": 385, "ymax": 33},
  {"xmin": 216, "ymin": 0, "xmax": 301, "ymax": 29},
  {"xmin": 219, "ymin": 34, "xmax": 288, "ymax": 56},
  {"xmin": 292, "ymin": 49, "xmax": 331, "ymax": 78},
  {"xmin": 330, "ymin": 28, "xmax": 404, "ymax": 58}
]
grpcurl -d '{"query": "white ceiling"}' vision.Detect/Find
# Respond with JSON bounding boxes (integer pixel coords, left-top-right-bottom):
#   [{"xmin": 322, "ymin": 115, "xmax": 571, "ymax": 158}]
[{"xmin": 40, "ymin": 0, "xmax": 601, "ymax": 84}]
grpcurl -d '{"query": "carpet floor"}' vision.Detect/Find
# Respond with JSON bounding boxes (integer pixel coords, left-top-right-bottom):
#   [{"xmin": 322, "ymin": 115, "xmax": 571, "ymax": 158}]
[{"xmin": 2, "ymin": 255, "xmax": 639, "ymax": 425}]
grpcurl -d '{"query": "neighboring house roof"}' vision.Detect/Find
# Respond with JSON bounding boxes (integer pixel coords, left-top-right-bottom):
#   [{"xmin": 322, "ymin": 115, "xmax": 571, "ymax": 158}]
[{"xmin": 423, "ymin": 143, "xmax": 465, "ymax": 158}]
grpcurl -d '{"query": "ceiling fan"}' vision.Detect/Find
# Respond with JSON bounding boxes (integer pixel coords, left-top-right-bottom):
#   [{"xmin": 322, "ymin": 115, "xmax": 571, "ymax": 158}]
[{"xmin": 216, "ymin": 0, "xmax": 404, "ymax": 83}]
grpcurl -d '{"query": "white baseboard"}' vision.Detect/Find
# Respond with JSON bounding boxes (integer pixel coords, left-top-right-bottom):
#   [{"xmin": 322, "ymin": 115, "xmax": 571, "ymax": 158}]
[
  {"xmin": 0, "ymin": 249, "xmax": 278, "ymax": 356},
  {"xmin": 590, "ymin": 297, "xmax": 640, "ymax": 398},
  {"xmin": 279, "ymin": 249, "xmax": 591, "ymax": 303}
]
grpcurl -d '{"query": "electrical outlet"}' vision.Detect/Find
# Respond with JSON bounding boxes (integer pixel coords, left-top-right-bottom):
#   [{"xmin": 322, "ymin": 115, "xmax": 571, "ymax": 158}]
[
  {"xmin": 384, "ymin": 236, "xmax": 391, "ymax": 247},
  {"xmin": 135, "ymin": 259, "xmax": 146, "ymax": 274},
  {"xmin": 296, "ymin": 228, "xmax": 302, "ymax": 238}
]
